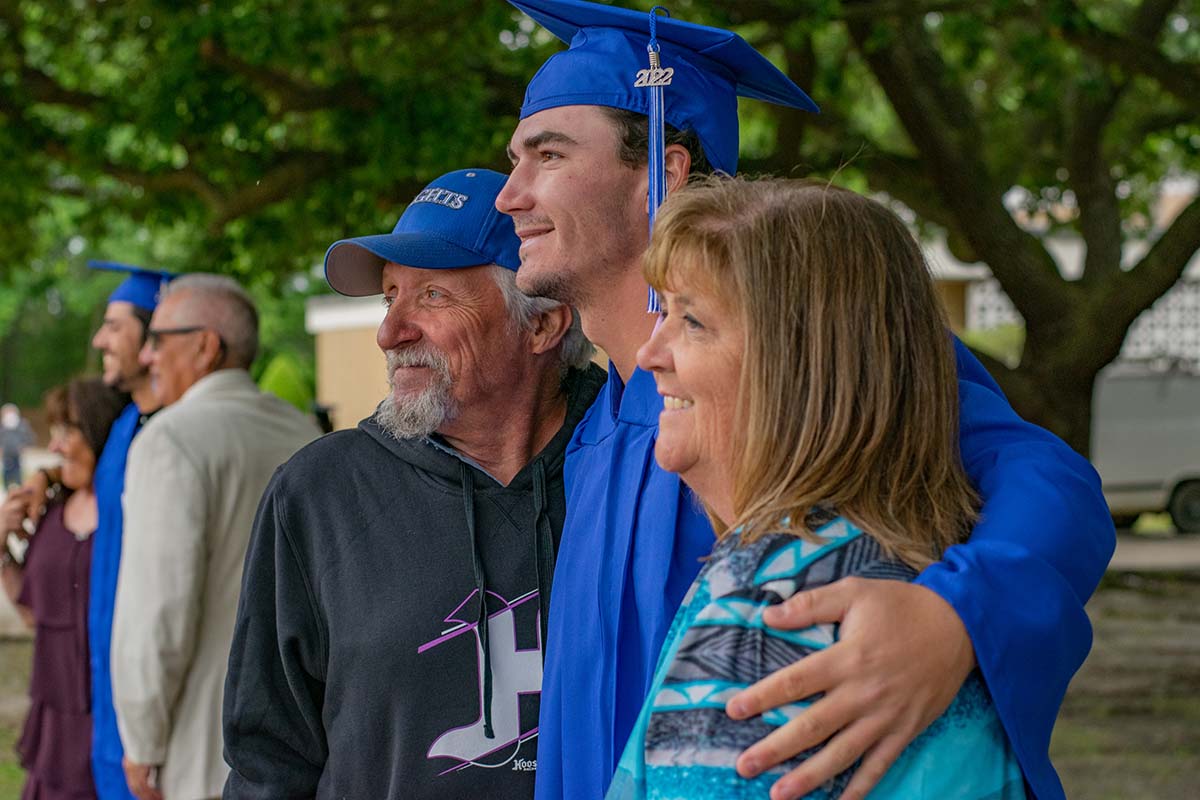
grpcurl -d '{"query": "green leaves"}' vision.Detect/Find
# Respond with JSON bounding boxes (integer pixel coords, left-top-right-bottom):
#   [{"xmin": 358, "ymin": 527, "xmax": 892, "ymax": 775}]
[{"xmin": 0, "ymin": 0, "xmax": 1196, "ymax": 447}]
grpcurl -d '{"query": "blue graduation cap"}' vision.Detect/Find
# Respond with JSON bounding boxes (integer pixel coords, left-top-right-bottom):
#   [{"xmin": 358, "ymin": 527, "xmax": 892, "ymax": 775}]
[
  {"xmin": 88, "ymin": 260, "xmax": 175, "ymax": 312},
  {"xmin": 510, "ymin": 0, "xmax": 818, "ymax": 310},
  {"xmin": 325, "ymin": 169, "xmax": 521, "ymax": 297},
  {"xmin": 512, "ymin": 0, "xmax": 819, "ymax": 177}
]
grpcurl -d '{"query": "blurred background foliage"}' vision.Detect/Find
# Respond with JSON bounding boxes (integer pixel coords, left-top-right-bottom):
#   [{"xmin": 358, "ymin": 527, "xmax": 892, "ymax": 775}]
[{"xmin": 1, "ymin": 0, "xmax": 1197, "ymax": 454}]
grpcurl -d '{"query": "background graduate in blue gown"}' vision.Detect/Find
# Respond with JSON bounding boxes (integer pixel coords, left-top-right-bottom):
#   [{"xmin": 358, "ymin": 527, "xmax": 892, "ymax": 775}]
[
  {"xmin": 495, "ymin": 3, "xmax": 1115, "ymax": 798},
  {"xmin": 85, "ymin": 261, "xmax": 173, "ymax": 800}
]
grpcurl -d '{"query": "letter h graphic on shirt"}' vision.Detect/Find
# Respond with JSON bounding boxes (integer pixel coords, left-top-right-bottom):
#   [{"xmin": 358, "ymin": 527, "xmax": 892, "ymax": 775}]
[{"xmin": 418, "ymin": 588, "xmax": 542, "ymax": 774}]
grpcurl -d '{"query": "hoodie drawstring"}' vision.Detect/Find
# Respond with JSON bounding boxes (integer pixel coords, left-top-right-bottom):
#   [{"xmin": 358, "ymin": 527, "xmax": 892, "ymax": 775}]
[
  {"xmin": 461, "ymin": 458, "xmax": 558, "ymax": 740},
  {"xmin": 532, "ymin": 459, "xmax": 555, "ymax": 661},
  {"xmin": 460, "ymin": 462, "xmax": 495, "ymax": 739}
]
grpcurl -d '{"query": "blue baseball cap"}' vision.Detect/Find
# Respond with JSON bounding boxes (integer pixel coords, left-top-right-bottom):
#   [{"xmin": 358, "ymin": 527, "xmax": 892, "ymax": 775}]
[
  {"xmin": 88, "ymin": 261, "xmax": 175, "ymax": 312},
  {"xmin": 324, "ymin": 169, "xmax": 521, "ymax": 297},
  {"xmin": 511, "ymin": 0, "xmax": 819, "ymax": 176}
]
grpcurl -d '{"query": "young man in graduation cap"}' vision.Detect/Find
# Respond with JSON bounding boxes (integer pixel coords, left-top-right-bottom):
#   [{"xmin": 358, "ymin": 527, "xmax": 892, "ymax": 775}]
[
  {"xmin": 495, "ymin": 2, "xmax": 1114, "ymax": 799},
  {"xmin": 88, "ymin": 262, "xmax": 174, "ymax": 800},
  {"xmin": 19, "ymin": 262, "xmax": 176, "ymax": 799}
]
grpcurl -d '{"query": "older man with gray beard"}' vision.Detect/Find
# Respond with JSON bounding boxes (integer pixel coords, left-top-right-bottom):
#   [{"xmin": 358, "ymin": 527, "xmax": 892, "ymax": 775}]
[{"xmin": 222, "ymin": 169, "xmax": 602, "ymax": 800}]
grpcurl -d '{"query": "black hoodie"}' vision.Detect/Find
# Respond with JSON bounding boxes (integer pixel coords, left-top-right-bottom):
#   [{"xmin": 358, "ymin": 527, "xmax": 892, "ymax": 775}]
[{"xmin": 223, "ymin": 366, "xmax": 605, "ymax": 799}]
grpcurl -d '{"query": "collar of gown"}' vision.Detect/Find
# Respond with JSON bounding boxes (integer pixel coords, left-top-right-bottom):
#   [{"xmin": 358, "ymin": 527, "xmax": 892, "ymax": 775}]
[{"xmin": 605, "ymin": 364, "xmax": 662, "ymax": 428}]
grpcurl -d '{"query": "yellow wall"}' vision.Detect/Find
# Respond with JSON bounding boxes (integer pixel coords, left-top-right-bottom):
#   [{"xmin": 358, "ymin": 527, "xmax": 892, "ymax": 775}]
[
  {"xmin": 315, "ymin": 327, "xmax": 389, "ymax": 431},
  {"xmin": 937, "ymin": 281, "xmax": 968, "ymax": 333}
]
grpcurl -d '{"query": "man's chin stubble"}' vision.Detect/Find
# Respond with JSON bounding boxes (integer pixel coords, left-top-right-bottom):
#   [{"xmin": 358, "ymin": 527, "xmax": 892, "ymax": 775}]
[{"xmin": 516, "ymin": 265, "xmax": 584, "ymax": 308}]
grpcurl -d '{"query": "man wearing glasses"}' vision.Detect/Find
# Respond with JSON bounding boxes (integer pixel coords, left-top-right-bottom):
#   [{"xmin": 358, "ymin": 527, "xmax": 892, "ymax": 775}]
[{"xmin": 111, "ymin": 273, "xmax": 320, "ymax": 800}]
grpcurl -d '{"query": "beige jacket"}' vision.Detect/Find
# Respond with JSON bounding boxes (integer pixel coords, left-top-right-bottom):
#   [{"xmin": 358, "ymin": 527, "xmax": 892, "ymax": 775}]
[{"xmin": 113, "ymin": 369, "xmax": 320, "ymax": 800}]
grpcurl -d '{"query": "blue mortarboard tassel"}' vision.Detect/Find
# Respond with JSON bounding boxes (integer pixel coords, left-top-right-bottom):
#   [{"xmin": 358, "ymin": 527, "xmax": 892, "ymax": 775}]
[{"xmin": 641, "ymin": 7, "xmax": 671, "ymax": 314}]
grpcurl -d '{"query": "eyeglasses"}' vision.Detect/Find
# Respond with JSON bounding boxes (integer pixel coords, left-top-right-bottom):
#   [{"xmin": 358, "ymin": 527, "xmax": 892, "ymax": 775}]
[{"xmin": 145, "ymin": 326, "xmax": 207, "ymax": 351}]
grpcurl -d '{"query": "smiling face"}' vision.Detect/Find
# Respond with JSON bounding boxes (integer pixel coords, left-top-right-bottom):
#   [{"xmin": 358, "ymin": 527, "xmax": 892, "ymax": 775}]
[
  {"xmin": 496, "ymin": 105, "xmax": 650, "ymax": 309},
  {"xmin": 138, "ymin": 292, "xmax": 215, "ymax": 407},
  {"xmin": 375, "ymin": 262, "xmax": 526, "ymax": 440},
  {"xmin": 91, "ymin": 301, "xmax": 149, "ymax": 392},
  {"xmin": 49, "ymin": 421, "xmax": 96, "ymax": 491},
  {"xmin": 636, "ymin": 278, "xmax": 744, "ymax": 521}
]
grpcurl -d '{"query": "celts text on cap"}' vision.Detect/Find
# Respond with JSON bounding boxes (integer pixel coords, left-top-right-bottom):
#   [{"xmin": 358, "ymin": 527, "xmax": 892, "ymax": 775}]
[{"xmin": 413, "ymin": 187, "xmax": 469, "ymax": 210}]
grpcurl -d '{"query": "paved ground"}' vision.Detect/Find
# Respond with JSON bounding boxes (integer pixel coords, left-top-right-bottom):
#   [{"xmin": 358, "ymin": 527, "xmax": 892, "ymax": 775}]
[
  {"xmin": 1051, "ymin": 570, "xmax": 1200, "ymax": 798},
  {"xmin": 1111, "ymin": 531, "xmax": 1200, "ymax": 570}
]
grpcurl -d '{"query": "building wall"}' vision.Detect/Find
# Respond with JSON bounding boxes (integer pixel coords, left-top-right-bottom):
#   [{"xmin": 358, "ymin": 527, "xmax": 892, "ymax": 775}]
[
  {"xmin": 314, "ymin": 326, "xmax": 388, "ymax": 431},
  {"xmin": 307, "ymin": 295, "xmax": 389, "ymax": 431},
  {"xmin": 936, "ymin": 281, "xmax": 968, "ymax": 332}
]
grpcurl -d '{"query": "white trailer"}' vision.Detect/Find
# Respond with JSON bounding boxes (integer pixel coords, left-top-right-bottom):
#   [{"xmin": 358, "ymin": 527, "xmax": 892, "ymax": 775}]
[{"xmin": 1091, "ymin": 360, "xmax": 1200, "ymax": 532}]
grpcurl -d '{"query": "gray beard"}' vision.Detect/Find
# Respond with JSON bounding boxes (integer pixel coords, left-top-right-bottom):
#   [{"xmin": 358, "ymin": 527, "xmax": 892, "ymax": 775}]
[{"xmin": 375, "ymin": 346, "xmax": 457, "ymax": 440}]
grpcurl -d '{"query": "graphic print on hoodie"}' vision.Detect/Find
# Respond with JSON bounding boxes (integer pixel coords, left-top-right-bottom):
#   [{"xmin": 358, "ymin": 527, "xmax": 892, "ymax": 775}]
[
  {"xmin": 222, "ymin": 366, "xmax": 605, "ymax": 800},
  {"xmin": 419, "ymin": 585, "xmax": 544, "ymax": 773}
]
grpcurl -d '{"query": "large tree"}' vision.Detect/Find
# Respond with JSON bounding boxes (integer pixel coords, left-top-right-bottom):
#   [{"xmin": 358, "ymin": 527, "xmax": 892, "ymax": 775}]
[
  {"xmin": 2, "ymin": 0, "xmax": 1197, "ymax": 454},
  {"xmin": 709, "ymin": 0, "xmax": 1200, "ymax": 455}
]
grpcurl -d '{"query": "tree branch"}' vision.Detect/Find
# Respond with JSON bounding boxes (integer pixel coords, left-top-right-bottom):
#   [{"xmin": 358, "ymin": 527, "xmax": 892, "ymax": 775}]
[
  {"xmin": 720, "ymin": 0, "xmax": 990, "ymax": 25},
  {"xmin": 1048, "ymin": 190, "xmax": 1200, "ymax": 378},
  {"xmin": 110, "ymin": 165, "xmax": 225, "ymax": 211},
  {"xmin": 19, "ymin": 65, "xmax": 101, "ymax": 109},
  {"xmin": 1104, "ymin": 194, "xmax": 1200, "ymax": 342},
  {"xmin": 1064, "ymin": 71, "xmax": 1123, "ymax": 286},
  {"xmin": 0, "ymin": 2, "xmax": 101, "ymax": 111},
  {"xmin": 1050, "ymin": 0, "xmax": 1198, "ymax": 113},
  {"xmin": 210, "ymin": 151, "xmax": 346, "ymax": 230},
  {"xmin": 842, "ymin": 6, "xmax": 1066, "ymax": 328},
  {"xmin": 1063, "ymin": 0, "xmax": 1181, "ymax": 286},
  {"xmin": 863, "ymin": 153, "xmax": 983, "ymax": 262},
  {"xmin": 198, "ymin": 38, "xmax": 376, "ymax": 113},
  {"xmin": 40, "ymin": 137, "xmax": 228, "ymax": 211}
]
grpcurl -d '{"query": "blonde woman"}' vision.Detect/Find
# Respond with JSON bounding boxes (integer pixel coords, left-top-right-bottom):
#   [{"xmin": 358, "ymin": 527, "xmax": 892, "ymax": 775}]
[{"xmin": 607, "ymin": 178, "xmax": 1026, "ymax": 799}]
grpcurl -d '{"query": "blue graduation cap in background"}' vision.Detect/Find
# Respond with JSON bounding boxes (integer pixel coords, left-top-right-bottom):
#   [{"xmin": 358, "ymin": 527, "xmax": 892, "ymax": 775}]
[
  {"xmin": 510, "ymin": 0, "xmax": 818, "ymax": 309},
  {"xmin": 88, "ymin": 260, "xmax": 175, "ymax": 312}
]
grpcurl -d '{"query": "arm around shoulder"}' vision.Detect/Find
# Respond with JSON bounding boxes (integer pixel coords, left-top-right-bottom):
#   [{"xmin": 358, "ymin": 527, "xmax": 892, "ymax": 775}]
[{"xmin": 915, "ymin": 341, "xmax": 1115, "ymax": 797}]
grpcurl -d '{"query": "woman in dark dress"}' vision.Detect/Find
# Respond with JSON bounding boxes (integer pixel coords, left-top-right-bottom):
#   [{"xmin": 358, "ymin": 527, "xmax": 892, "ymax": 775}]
[{"xmin": 1, "ymin": 379, "xmax": 127, "ymax": 800}]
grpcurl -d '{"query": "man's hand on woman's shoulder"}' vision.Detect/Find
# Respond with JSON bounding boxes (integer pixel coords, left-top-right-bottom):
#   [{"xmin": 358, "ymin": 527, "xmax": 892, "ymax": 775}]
[{"xmin": 726, "ymin": 577, "xmax": 975, "ymax": 800}]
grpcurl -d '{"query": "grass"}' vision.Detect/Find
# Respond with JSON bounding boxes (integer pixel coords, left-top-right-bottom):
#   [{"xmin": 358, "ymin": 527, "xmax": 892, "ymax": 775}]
[
  {"xmin": 1133, "ymin": 512, "xmax": 1176, "ymax": 535},
  {"xmin": 0, "ymin": 728, "xmax": 22, "ymax": 800},
  {"xmin": 0, "ymin": 637, "xmax": 30, "ymax": 800}
]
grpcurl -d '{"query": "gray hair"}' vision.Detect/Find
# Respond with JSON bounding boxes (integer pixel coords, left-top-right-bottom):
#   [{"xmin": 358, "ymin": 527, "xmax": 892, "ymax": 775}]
[
  {"xmin": 490, "ymin": 266, "xmax": 594, "ymax": 371},
  {"xmin": 161, "ymin": 273, "xmax": 259, "ymax": 368}
]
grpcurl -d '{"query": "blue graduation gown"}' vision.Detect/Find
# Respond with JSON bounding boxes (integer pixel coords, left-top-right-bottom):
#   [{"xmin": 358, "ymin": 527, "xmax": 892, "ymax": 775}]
[
  {"xmin": 535, "ymin": 340, "xmax": 1114, "ymax": 800},
  {"xmin": 88, "ymin": 402, "xmax": 141, "ymax": 800}
]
